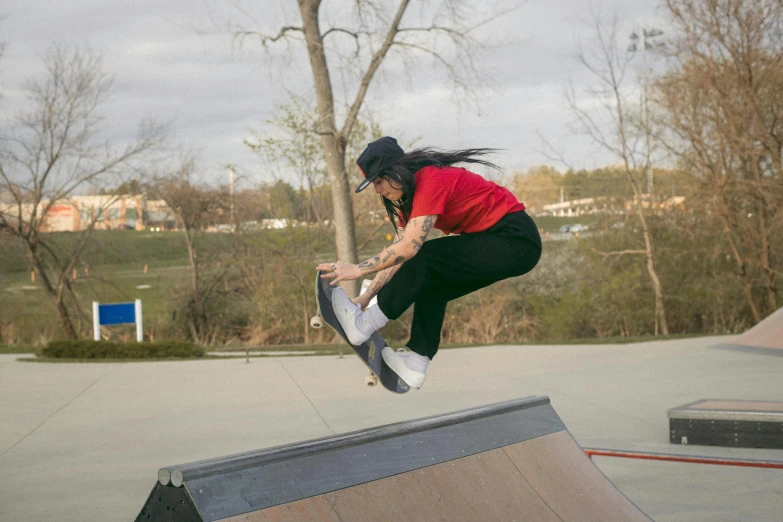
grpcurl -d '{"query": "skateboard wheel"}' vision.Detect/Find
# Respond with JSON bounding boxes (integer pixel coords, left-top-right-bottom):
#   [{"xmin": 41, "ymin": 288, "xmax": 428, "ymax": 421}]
[
  {"xmin": 365, "ymin": 374, "xmax": 378, "ymax": 387},
  {"xmin": 310, "ymin": 316, "xmax": 323, "ymax": 329}
]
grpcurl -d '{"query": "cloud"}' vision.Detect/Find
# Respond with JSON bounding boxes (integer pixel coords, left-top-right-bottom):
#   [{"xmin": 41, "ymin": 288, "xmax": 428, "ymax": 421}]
[{"xmin": 1, "ymin": 0, "xmax": 664, "ymax": 186}]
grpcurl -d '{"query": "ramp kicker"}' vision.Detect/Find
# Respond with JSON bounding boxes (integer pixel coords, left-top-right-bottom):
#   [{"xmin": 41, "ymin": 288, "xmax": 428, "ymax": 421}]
[{"xmin": 137, "ymin": 396, "xmax": 650, "ymax": 522}]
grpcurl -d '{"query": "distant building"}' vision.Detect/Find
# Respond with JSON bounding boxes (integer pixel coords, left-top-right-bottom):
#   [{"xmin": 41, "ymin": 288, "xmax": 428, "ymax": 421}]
[
  {"xmin": 69, "ymin": 195, "xmax": 144, "ymax": 231},
  {"xmin": 0, "ymin": 195, "xmax": 174, "ymax": 232},
  {"xmin": 541, "ymin": 197, "xmax": 619, "ymax": 217},
  {"xmin": 144, "ymin": 199, "xmax": 176, "ymax": 231},
  {"xmin": 541, "ymin": 195, "xmax": 686, "ymax": 217}
]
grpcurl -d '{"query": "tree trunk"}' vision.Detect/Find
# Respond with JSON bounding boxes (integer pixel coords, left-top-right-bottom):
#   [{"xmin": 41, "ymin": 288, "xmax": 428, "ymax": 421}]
[
  {"xmin": 756, "ymin": 201, "xmax": 777, "ymax": 313},
  {"xmin": 183, "ymin": 226, "xmax": 206, "ymax": 344},
  {"xmin": 614, "ymin": 89, "xmax": 669, "ymax": 335},
  {"xmin": 715, "ymin": 186, "xmax": 762, "ymax": 322},
  {"xmin": 298, "ymin": 0, "xmax": 360, "ymax": 296},
  {"xmin": 637, "ymin": 205, "xmax": 669, "ymax": 335},
  {"xmin": 301, "ymin": 283, "xmax": 309, "ymax": 345},
  {"xmin": 31, "ymin": 254, "xmax": 79, "ymax": 339},
  {"xmin": 750, "ymin": 162, "xmax": 777, "ymax": 314}
]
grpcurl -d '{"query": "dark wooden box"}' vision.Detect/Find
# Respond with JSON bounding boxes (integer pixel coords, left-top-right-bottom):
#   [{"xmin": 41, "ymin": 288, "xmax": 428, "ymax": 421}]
[{"xmin": 668, "ymin": 400, "xmax": 783, "ymax": 449}]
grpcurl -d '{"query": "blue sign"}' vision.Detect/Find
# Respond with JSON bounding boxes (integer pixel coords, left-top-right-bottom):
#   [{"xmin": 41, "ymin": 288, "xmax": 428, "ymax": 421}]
[{"xmin": 98, "ymin": 303, "xmax": 136, "ymax": 325}]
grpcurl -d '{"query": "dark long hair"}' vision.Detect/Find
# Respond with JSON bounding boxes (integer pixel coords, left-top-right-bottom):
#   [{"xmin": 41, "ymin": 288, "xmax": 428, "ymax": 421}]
[{"xmin": 379, "ymin": 147, "xmax": 501, "ymax": 231}]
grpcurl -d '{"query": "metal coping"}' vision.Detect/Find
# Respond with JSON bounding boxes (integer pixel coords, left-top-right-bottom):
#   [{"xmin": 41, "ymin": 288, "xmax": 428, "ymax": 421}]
[
  {"xmin": 668, "ymin": 399, "xmax": 783, "ymax": 423},
  {"xmin": 159, "ymin": 395, "xmax": 553, "ymax": 487},
  {"xmin": 176, "ymin": 395, "xmax": 566, "ymax": 520},
  {"xmin": 712, "ymin": 342, "xmax": 783, "ymax": 358}
]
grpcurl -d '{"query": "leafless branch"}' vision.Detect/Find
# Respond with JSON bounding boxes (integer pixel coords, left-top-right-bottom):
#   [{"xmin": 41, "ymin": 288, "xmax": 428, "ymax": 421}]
[
  {"xmin": 231, "ymin": 26, "xmax": 304, "ymax": 48},
  {"xmin": 535, "ymin": 128, "xmax": 577, "ymax": 171},
  {"xmin": 340, "ymin": 0, "xmax": 410, "ymax": 140},
  {"xmin": 589, "ymin": 246, "xmax": 646, "ymax": 257}
]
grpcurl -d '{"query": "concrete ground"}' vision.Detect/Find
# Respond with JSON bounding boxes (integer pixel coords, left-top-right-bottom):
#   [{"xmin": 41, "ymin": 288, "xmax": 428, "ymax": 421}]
[{"xmin": 1, "ymin": 335, "xmax": 782, "ymax": 522}]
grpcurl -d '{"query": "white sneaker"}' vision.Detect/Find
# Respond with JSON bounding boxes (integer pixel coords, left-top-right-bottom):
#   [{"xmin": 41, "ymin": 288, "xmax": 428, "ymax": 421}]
[
  {"xmin": 382, "ymin": 347, "xmax": 427, "ymax": 389},
  {"xmin": 331, "ymin": 287, "xmax": 371, "ymax": 345}
]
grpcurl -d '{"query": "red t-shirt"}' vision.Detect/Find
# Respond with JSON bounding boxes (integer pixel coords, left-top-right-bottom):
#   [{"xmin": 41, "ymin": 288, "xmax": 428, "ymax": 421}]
[{"xmin": 400, "ymin": 165, "xmax": 525, "ymax": 234}]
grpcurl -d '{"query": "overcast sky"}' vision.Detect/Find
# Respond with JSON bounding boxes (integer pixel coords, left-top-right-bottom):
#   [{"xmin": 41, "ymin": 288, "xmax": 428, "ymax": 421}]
[{"xmin": 2, "ymin": 0, "xmax": 668, "ymax": 188}]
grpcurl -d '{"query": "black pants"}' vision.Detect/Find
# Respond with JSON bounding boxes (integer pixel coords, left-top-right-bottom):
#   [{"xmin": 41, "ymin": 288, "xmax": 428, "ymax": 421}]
[{"xmin": 376, "ymin": 211, "xmax": 542, "ymax": 359}]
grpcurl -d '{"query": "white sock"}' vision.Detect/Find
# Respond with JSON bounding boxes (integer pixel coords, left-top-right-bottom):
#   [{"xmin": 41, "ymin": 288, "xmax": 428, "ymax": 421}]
[
  {"xmin": 356, "ymin": 304, "xmax": 389, "ymax": 335},
  {"xmin": 405, "ymin": 351, "xmax": 430, "ymax": 373}
]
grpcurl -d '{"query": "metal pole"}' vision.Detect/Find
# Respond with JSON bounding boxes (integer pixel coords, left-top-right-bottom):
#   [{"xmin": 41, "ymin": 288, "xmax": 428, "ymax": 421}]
[
  {"xmin": 93, "ymin": 301, "xmax": 100, "ymax": 341},
  {"xmin": 642, "ymin": 33, "xmax": 653, "ymax": 197},
  {"xmin": 228, "ymin": 166, "xmax": 235, "ymax": 231},
  {"xmin": 584, "ymin": 448, "xmax": 783, "ymax": 469},
  {"xmin": 135, "ymin": 299, "xmax": 143, "ymax": 342}
]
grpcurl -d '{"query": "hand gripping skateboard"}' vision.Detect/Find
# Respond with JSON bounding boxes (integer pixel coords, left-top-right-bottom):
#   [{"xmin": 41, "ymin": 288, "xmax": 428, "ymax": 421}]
[{"xmin": 311, "ymin": 270, "xmax": 409, "ymax": 394}]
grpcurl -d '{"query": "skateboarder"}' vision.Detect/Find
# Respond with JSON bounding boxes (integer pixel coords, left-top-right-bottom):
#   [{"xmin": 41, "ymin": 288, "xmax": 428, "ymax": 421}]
[{"xmin": 316, "ymin": 136, "xmax": 541, "ymax": 389}]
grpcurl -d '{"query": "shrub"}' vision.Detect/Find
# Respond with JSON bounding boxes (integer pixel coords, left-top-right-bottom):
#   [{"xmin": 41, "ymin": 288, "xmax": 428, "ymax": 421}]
[{"xmin": 41, "ymin": 340, "xmax": 205, "ymax": 359}]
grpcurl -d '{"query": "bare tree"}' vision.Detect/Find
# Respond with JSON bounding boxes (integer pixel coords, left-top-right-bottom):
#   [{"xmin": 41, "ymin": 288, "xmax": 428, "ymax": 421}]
[
  {"xmin": 0, "ymin": 45, "xmax": 165, "ymax": 338},
  {"xmin": 214, "ymin": 0, "xmax": 523, "ymax": 295},
  {"xmin": 566, "ymin": 12, "xmax": 669, "ymax": 334},
  {"xmin": 149, "ymin": 160, "xmax": 239, "ymax": 345},
  {"xmin": 246, "ymin": 95, "xmax": 385, "ymax": 224},
  {"xmin": 246, "ymin": 96, "xmax": 331, "ymax": 224},
  {"xmin": 655, "ymin": 0, "xmax": 782, "ymax": 321}
]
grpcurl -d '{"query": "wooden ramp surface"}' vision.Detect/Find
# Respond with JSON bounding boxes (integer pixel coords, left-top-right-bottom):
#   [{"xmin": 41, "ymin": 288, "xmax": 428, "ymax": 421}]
[{"xmin": 137, "ymin": 397, "xmax": 650, "ymax": 522}]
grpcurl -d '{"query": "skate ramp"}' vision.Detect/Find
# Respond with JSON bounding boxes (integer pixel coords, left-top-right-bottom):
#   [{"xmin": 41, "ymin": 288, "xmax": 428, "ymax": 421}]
[
  {"xmin": 715, "ymin": 306, "xmax": 783, "ymax": 355},
  {"xmin": 136, "ymin": 396, "xmax": 650, "ymax": 521},
  {"xmin": 735, "ymin": 306, "xmax": 783, "ymax": 349}
]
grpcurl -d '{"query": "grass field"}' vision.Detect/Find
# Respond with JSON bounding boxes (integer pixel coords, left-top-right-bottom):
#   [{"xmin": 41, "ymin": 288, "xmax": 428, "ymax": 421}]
[
  {"xmin": 533, "ymin": 215, "xmax": 603, "ymax": 233},
  {"xmin": 0, "ymin": 217, "xmax": 607, "ymax": 347},
  {"xmin": 0, "ymin": 225, "xmax": 397, "ymax": 345},
  {"xmin": 1, "ymin": 260, "xmax": 190, "ymax": 343}
]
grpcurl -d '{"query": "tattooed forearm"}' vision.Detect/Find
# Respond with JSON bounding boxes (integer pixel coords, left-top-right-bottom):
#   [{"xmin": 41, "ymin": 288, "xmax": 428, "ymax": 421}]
[
  {"xmin": 357, "ymin": 254, "xmax": 381, "ymax": 271},
  {"xmin": 358, "ymin": 248, "xmax": 409, "ymax": 276},
  {"xmin": 381, "ymin": 249, "xmax": 396, "ymax": 263},
  {"xmin": 366, "ymin": 265, "xmax": 400, "ymax": 298},
  {"xmin": 357, "ymin": 219, "xmax": 426, "ymax": 278}
]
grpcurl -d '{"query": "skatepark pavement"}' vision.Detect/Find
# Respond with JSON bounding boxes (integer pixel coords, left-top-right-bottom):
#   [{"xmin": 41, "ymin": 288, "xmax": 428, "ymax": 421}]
[{"xmin": 1, "ymin": 333, "xmax": 782, "ymax": 521}]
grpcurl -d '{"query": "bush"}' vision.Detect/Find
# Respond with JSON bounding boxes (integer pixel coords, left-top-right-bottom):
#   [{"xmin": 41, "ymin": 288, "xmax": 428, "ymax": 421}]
[{"xmin": 41, "ymin": 340, "xmax": 205, "ymax": 359}]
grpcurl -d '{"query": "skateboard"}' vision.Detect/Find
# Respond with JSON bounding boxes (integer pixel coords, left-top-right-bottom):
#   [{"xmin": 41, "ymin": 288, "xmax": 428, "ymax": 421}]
[{"xmin": 311, "ymin": 270, "xmax": 409, "ymax": 394}]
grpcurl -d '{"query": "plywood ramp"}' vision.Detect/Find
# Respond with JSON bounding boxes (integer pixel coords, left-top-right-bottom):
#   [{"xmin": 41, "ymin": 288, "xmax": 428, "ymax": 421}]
[
  {"xmin": 504, "ymin": 432, "xmax": 650, "ymax": 522},
  {"xmin": 221, "ymin": 432, "xmax": 646, "ymax": 522},
  {"xmin": 137, "ymin": 396, "xmax": 650, "ymax": 522},
  {"xmin": 219, "ymin": 497, "xmax": 340, "ymax": 522},
  {"xmin": 223, "ymin": 448, "xmax": 560, "ymax": 522}
]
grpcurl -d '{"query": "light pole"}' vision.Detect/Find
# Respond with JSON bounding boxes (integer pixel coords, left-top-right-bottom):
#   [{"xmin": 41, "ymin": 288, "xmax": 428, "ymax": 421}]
[
  {"xmin": 628, "ymin": 28, "xmax": 664, "ymax": 198},
  {"xmin": 226, "ymin": 165, "xmax": 236, "ymax": 230}
]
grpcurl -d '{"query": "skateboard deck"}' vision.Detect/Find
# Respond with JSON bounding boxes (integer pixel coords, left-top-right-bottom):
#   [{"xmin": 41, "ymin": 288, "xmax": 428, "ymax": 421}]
[{"xmin": 311, "ymin": 270, "xmax": 409, "ymax": 394}]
